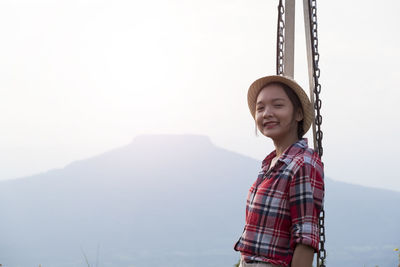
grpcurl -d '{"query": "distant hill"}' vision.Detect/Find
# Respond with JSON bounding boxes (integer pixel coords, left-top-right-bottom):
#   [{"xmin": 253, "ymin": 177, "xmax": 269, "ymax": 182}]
[{"xmin": 0, "ymin": 134, "xmax": 399, "ymax": 267}]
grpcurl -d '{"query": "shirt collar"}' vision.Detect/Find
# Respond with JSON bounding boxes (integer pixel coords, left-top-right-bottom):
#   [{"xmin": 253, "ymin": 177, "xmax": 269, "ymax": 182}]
[{"xmin": 262, "ymin": 138, "xmax": 308, "ymax": 167}]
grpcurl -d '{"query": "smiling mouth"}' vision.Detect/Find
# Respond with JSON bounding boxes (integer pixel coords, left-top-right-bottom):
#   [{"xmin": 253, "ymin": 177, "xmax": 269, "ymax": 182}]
[{"xmin": 263, "ymin": 122, "xmax": 279, "ymax": 128}]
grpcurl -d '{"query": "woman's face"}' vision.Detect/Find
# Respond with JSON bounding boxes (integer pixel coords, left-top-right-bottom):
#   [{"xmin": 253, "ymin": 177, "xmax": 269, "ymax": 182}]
[{"xmin": 255, "ymin": 83, "xmax": 303, "ymax": 143}]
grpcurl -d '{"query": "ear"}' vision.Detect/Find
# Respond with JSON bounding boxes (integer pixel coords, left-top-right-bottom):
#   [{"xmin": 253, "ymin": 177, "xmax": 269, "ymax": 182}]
[{"xmin": 295, "ymin": 108, "xmax": 303, "ymax": 122}]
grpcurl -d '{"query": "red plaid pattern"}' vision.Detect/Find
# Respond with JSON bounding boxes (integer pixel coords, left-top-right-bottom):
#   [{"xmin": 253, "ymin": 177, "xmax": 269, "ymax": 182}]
[{"xmin": 234, "ymin": 139, "xmax": 324, "ymax": 267}]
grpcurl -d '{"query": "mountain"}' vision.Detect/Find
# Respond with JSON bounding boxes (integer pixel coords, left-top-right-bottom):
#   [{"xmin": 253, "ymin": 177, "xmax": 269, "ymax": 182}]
[{"xmin": 0, "ymin": 134, "xmax": 399, "ymax": 267}]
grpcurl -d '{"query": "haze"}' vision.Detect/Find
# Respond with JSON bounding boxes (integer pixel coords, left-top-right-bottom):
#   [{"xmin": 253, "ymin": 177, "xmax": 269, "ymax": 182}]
[{"xmin": 1, "ymin": 0, "xmax": 399, "ymax": 192}]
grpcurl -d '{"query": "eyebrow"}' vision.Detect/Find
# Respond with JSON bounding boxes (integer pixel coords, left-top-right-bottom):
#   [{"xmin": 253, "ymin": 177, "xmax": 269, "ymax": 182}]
[
  {"xmin": 271, "ymin": 98, "xmax": 286, "ymax": 102},
  {"xmin": 256, "ymin": 98, "xmax": 286, "ymax": 105}
]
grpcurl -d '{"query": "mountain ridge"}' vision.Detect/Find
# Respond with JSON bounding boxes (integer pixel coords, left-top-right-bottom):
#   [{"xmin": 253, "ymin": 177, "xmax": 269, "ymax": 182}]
[{"xmin": 0, "ymin": 134, "xmax": 398, "ymax": 267}]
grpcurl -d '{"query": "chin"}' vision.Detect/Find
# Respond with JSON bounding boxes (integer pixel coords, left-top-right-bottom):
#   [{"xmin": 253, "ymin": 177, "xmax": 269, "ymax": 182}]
[{"xmin": 261, "ymin": 131, "xmax": 277, "ymax": 139}]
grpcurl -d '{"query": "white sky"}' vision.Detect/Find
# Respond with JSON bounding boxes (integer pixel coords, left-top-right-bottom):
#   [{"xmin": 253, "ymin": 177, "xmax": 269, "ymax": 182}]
[{"xmin": 1, "ymin": 0, "xmax": 400, "ymax": 192}]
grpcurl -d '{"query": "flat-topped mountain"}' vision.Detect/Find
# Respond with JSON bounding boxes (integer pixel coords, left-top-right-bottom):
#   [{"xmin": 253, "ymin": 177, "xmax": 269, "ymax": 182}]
[{"xmin": 0, "ymin": 134, "xmax": 398, "ymax": 266}]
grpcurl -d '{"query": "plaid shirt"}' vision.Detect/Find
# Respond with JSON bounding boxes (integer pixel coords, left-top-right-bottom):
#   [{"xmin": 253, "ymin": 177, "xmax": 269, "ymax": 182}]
[{"xmin": 234, "ymin": 139, "xmax": 324, "ymax": 267}]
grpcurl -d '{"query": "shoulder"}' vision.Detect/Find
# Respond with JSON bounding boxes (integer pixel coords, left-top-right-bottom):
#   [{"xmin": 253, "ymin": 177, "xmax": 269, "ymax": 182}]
[
  {"xmin": 279, "ymin": 139, "xmax": 324, "ymax": 181},
  {"xmin": 294, "ymin": 148, "xmax": 323, "ymax": 177},
  {"xmin": 301, "ymin": 147, "xmax": 323, "ymax": 173},
  {"xmin": 287, "ymin": 147, "xmax": 324, "ymax": 189},
  {"xmin": 283, "ymin": 147, "xmax": 321, "ymax": 171}
]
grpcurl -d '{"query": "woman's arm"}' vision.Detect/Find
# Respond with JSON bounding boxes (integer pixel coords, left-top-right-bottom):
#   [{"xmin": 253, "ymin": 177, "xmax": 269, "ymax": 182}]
[
  {"xmin": 289, "ymin": 157, "xmax": 324, "ymax": 266},
  {"xmin": 291, "ymin": 244, "xmax": 314, "ymax": 267}
]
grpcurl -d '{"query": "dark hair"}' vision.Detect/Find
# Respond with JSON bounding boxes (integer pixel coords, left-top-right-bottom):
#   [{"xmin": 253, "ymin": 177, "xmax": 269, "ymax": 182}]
[{"xmin": 254, "ymin": 82, "xmax": 305, "ymax": 139}]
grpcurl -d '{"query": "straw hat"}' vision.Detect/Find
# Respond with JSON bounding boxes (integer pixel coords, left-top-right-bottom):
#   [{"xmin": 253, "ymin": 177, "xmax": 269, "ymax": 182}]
[{"xmin": 247, "ymin": 75, "xmax": 313, "ymax": 134}]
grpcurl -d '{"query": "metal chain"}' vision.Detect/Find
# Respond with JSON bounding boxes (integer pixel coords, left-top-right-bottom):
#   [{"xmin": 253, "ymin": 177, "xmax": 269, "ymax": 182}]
[
  {"xmin": 307, "ymin": 0, "xmax": 326, "ymax": 266},
  {"xmin": 276, "ymin": 0, "xmax": 285, "ymax": 75},
  {"xmin": 308, "ymin": 0, "xmax": 323, "ymax": 157},
  {"xmin": 275, "ymin": 1, "xmax": 326, "ymax": 265}
]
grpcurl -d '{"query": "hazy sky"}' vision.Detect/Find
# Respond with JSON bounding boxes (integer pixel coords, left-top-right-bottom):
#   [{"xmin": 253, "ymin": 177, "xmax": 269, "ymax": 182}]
[{"xmin": 1, "ymin": 0, "xmax": 400, "ymax": 192}]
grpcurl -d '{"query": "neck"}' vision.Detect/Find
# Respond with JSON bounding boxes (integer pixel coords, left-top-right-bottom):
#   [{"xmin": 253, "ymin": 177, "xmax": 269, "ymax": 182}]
[{"xmin": 273, "ymin": 135, "xmax": 300, "ymax": 158}]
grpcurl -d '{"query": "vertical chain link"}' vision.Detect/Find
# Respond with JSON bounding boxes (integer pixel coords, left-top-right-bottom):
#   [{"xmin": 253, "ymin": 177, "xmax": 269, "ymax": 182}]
[
  {"xmin": 307, "ymin": 0, "xmax": 325, "ymax": 266},
  {"xmin": 276, "ymin": 0, "xmax": 285, "ymax": 75}
]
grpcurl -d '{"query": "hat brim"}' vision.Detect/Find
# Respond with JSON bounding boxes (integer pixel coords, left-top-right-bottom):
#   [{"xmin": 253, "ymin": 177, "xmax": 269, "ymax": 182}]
[{"xmin": 247, "ymin": 75, "xmax": 313, "ymax": 135}]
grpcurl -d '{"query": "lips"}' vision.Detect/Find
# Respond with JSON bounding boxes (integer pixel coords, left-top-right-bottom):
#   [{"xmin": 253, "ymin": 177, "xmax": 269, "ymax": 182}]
[{"xmin": 263, "ymin": 121, "xmax": 279, "ymax": 129}]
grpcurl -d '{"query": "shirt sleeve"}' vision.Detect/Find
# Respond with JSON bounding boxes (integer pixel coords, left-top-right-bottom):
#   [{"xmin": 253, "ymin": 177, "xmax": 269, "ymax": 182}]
[{"xmin": 288, "ymin": 157, "xmax": 324, "ymax": 252}]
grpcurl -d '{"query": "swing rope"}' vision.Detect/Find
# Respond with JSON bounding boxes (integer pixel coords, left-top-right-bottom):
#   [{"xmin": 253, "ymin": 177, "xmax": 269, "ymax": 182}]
[{"xmin": 275, "ymin": 0, "xmax": 326, "ymax": 266}]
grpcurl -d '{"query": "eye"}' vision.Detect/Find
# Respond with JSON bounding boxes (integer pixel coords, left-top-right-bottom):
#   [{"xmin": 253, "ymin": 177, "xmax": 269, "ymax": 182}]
[
  {"xmin": 256, "ymin": 106, "xmax": 264, "ymax": 112},
  {"xmin": 274, "ymin": 104, "xmax": 284, "ymax": 108}
]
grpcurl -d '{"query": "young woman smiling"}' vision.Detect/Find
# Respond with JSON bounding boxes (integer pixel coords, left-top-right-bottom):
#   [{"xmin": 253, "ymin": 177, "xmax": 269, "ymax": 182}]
[{"xmin": 234, "ymin": 75, "xmax": 325, "ymax": 267}]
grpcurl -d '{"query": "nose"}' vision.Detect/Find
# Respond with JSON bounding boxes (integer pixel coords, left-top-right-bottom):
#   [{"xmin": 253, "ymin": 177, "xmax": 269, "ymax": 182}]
[{"xmin": 263, "ymin": 106, "xmax": 273, "ymax": 118}]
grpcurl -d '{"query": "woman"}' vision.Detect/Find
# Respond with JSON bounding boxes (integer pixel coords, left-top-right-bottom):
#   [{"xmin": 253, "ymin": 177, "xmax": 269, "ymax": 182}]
[{"xmin": 234, "ymin": 75, "xmax": 324, "ymax": 267}]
